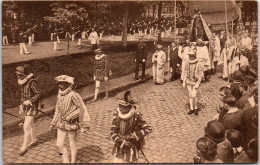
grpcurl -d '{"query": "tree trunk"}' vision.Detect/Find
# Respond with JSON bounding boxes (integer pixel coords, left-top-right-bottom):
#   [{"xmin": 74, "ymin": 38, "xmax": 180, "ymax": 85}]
[
  {"xmin": 122, "ymin": 4, "xmax": 128, "ymax": 47},
  {"xmin": 158, "ymin": 2, "xmax": 162, "ymax": 42}
]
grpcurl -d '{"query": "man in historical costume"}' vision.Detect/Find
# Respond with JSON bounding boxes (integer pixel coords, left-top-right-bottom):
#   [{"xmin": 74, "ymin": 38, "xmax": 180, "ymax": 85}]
[
  {"xmin": 169, "ymin": 40, "xmax": 182, "ymax": 81},
  {"xmin": 202, "ymin": 41, "xmax": 211, "ymax": 82},
  {"xmin": 179, "ymin": 38, "xmax": 192, "ymax": 83},
  {"xmin": 16, "ymin": 65, "xmax": 40, "ymax": 155},
  {"xmin": 18, "ymin": 31, "xmax": 31, "ymax": 55},
  {"xmin": 183, "ymin": 49, "xmax": 204, "ymax": 116},
  {"xmin": 53, "ymin": 28, "xmax": 61, "ymax": 51},
  {"xmin": 110, "ymin": 90, "xmax": 153, "ymax": 163},
  {"xmin": 134, "ymin": 37, "xmax": 148, "ymax": 80},
  {"xmin": 88, "ymin": 28, "xmax": 99, "ymax": 50},
  {"xmin": 152, "ymin": 43, "xmax": 166, "ymax": 85},
  {"xmin": 212, "ymin": 33, "xmax": 221, "ymax": 74},
  {"xmin": 196, "ymin": 38, "xmax": 209, "ymax": 82},
  {"xmin": 91, "ymin": 48, "xmax": 110, "ymax": 102},
  {"xmin": 50, "ymin": 75, "xmax": 91, "ymax": 163},
  {"xmin": 218, "ymin": 42, "xmax": 230, "ymax": 80},
  {"xmin": 2, "ymin": 24, "xmax": 9, "ymax": 45},
  {"xmin": 65, "ymin": 21, "xmax": 72, "ymax": 39},
  {"xmin": 219, "ymin": 31, "xmax": 226, "ymax": 52},
  {"xmin": 231, "ymin": 46, "xmax": 249, "ymax": 74}
]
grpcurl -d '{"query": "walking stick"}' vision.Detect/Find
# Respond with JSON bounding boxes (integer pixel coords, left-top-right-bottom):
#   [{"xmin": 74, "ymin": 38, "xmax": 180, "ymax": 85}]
[
  {"xmin": 140, "ymin": 149, "xmax": 150, "ymax": 163},
  {"xmin": 3, "ymin": 111, "xmax": 23, "ymax": 120}
]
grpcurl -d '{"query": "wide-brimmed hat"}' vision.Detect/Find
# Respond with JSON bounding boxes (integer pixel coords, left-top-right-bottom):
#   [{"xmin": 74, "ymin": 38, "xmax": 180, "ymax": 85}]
[
  {"xmin": 15, "ymin": 66, "xmax": 25, "ymax": 75},
  {"xmin": 204, "ymin": 120, "xmax": 225, "ymax": 143},
  {"xmin": 230, "ymin": 71, "xmax": 242, "ymax": 81},
  {"xmin": 55, "ymin": 75, "xmax": 74, "ymax": 85}
]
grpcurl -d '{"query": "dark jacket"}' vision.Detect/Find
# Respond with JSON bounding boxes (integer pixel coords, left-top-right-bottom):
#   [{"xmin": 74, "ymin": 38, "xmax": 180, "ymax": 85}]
[
  {"xmin": 230, "ymin": 82, "xmax": 243, "ymax": 100},
  {"xmin": 135, "ymin": 42, "xmax": 148, "ymax": 62},
  {"xmin": 242, "ymin": 105, "xmax": 258, "ymax": 149},
  {"xmin": 236, "ymin": 92, "xmax": 251, "ymax": 110},
  {"xmin": 222, "ymin": 108, "xmax": 244, "ymax": 132},
  {"xmin": 170, "ymin": 46, "xmax": 181, "ymax": 67}
]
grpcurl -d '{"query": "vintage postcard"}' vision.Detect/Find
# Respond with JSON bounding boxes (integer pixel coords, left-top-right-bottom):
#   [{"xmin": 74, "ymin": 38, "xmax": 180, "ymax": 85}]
[{"xmin": 2, "ymin": 0, "xmax": 258, "ymax": 163}]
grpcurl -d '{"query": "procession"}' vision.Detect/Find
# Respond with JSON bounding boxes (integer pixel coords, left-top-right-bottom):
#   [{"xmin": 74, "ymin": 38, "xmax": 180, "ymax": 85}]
[{"xmin": 2, "ymin": 0, "xmax": 258, "ymax": 164}]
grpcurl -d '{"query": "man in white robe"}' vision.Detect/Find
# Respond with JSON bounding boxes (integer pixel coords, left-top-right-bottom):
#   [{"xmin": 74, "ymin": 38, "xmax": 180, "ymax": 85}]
[{"xmin": 152, "ymin": 44, "xmax": 166, "ymax": 85}]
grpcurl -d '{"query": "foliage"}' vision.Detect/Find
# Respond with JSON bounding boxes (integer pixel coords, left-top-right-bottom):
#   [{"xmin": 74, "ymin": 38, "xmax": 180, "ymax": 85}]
[{"xmin": 44, "ymin": 2, "xmax": 88, "ymax": 27}]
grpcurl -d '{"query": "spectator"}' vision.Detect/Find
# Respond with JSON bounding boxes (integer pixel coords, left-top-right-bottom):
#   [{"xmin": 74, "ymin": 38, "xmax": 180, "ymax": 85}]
[
  {"xmin": 204, "ymin": 120, "xmax": 234, "ymax": 163},
  {"xmin": 194, "ymin": 137, "xmax": 223, "ymax": 163},
  {"xmin": 236, "ymin": 76, "xmax": 257, "ymax": 109},
  {"xmin": 230, "ymin": 71, "xmax": 243, "ymax": 100},
  {"xmin": 221, "ymin": 95, "xmax": 244, "ymax": 132},
  {"xmin": 242, "ymin": 90, "xmax": 258, "ymax": 150},
  {"xmin": 226, "ymin": 129, "xmax": 244, "ymax": 158}
]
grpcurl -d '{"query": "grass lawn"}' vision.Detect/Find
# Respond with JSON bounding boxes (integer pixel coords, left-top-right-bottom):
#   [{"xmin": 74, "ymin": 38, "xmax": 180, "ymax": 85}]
[{"xmin": 2, "ymin": 41, "xmax": 171, "ymax": 110}]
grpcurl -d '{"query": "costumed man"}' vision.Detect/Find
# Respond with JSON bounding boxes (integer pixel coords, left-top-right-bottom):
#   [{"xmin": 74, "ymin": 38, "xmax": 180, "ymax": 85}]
[
  {"xmin": 88, "ymin": 28, "xmax": 99, "ymax": 50},
  {"xmin": 231, "ymin": 45, "xmax": 249, "ymax": 74},
  {"xmin": 50, "ymin": 75, "xmax": 91, "ymax": 163},
  {"xmin": 134, "ymin": 37, "xmax": 148, "ymax": 80},
  {"xmin": 169, "ymin": 40, "xmax": 182, "ymax": 81},
  {"xmin": 91, "ymin": 48, "xmax": 110, "ymax": 102},
  {"xmin": 179, "ymin": 38, "xmax": 192, "ymax": 83},
  {"xmin": 53, "ymin": 28, "xmax": 60, "ymax": 51},
  {"xmin": 202, "ymin": 41, "xmax": 211, "ymax": 82},
  {"xmin": 65, "ymin": 21, "xmax": 72, "ymax": 39},
  {"xmin": 110, "ymin": 90, "xmax": 153, "ymax": 163},
  {"xmin": 196, "ymin": 38, "xmax": 208, "ymax": 82},
  {"xmin": 219, "ymin": 42, "xmax": 230, "ymax": 80},
  {"xmin": 18, "ymin": 31, "xmax": 31, "ymax": 55},
  {"xmin": 2, "ymin": 24, "xmax": 9, "ymax": 45},
  {"xmin": 183, "ymin": 49, "xmax": 204, "ymax": 116},
  {"xmin": 152, "ymin": 43, "xmax": 166, "ymax": 85},
  {"xmin": 212, "ymin": 33, "xmax": 221, "ymax": 74},
  {"xmin": 16, "ymin": 65, "xmax": 40, "ymax": 155}
]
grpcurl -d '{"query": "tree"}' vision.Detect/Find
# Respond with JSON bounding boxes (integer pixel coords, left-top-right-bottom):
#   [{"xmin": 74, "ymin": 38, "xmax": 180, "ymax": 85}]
[
  {"xmin": 44, "ymin": 2, "xmax": 88, "ymax": 28},
  {"xmin": 122, "ymin": 3, "xmax": 129, "ymax": 47}
]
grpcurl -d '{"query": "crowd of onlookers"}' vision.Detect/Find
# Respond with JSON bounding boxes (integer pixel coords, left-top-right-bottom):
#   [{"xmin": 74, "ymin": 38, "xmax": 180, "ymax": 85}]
[{"xmin": 193, "ymin": 46, "xmax": 258, "ymax": 163}]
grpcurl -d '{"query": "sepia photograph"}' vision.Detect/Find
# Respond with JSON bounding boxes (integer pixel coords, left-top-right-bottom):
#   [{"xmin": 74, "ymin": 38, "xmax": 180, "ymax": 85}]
[{"xmin": 2, "ymin": 0, "xmax": 258, "ymax": 163}]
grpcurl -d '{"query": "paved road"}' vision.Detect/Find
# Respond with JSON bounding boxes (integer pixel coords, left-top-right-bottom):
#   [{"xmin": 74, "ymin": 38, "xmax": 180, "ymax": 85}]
[{"xmin": 3, "ymin": 73, "xmax": 227, "ymax": 163}]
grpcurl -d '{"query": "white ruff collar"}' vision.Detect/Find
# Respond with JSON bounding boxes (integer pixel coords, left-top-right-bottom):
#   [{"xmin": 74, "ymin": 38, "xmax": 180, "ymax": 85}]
[
  {"xmin": 58, "ymin": 85, "xmax": 73, "ymax": 96},
  {"xmin": 95, "ymin": 54, "xmax": 105, "ymax": 60},
  {"xmin": 18, "ymin": 73, "xmax": 34, "ymax": 85},
  {"xmin": 117, "ymin": 107, "xmax": 136, "ymax": 120}
]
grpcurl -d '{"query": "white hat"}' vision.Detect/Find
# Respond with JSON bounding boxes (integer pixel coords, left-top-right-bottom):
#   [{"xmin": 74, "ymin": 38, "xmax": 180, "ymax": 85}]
[
  {"xmin": 188, "ymin": 49, "xmax": 196, "ymax": 56},
  {"xmin": 55, "ymin": 75, "xmax": 74, "ymax": 85}
]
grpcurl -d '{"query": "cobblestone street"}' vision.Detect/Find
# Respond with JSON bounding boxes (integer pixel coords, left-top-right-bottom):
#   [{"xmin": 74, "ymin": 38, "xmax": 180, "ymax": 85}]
[{"xmin": 3, "ymin": 73, "xmax": 227, "ymax": 163}]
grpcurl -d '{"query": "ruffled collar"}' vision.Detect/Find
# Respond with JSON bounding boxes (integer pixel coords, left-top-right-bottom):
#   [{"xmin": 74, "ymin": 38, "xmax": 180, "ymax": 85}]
[
  {"xmin": 117, "ymin": 100, "xmax": 136, "ymax": 120},
  {"xmin": 18, "ymin": 73, "xmax": 34, "ymax": 85},
  {"xmin": 95, "ymin": 54, "xmax": 105, "ymax": 60},
  {"xmin": 58, "ymin": 85, "xmax": 73, "ymax": 96}
]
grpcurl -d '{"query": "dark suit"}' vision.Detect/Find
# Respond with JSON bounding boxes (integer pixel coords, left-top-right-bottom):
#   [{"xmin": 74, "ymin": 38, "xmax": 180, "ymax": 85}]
[
  {"xmin": 135, "ymin": 42, "xmax": 147, "ymax": 79},
  {"xmin": 170, "ymin": 46, "xmax": 181, "ymax": 81}
]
